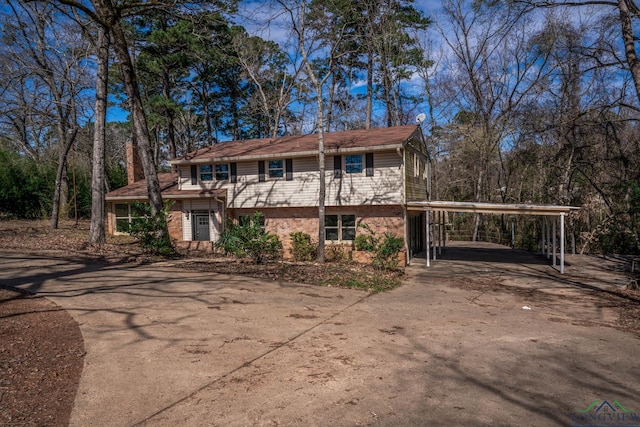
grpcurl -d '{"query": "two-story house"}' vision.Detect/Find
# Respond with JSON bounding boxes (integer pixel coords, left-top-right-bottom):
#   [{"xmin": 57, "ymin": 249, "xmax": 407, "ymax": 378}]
[{"xmin": 106, "ymin": 125, "xmax": 431, "ymax": 262}]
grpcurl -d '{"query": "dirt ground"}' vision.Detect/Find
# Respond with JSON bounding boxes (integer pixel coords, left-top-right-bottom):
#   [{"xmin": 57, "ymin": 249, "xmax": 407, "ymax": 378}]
[{"xmin": 1, "ymin": 220, "xmax": 640, "ymax": 426}]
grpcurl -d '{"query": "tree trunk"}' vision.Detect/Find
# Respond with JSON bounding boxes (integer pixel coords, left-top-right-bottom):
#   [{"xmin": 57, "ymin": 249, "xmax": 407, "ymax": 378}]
[
  {"xmin": 365, "ymin": 50, "xmax": 373, "ymax": 129},
  {"xmin": 316, "ymin": 91, "xmax": 326, "ymax": 263},
  {"xmin": 109, "ymin": 19, "xmax": 165, "ymax": 222},
  {"xmin": 89, "ymin": 26, "xmax": 109, "ymax": 246},
  {"xmin": 50, "ymin": 131, "xmax": 76, "ymax": 229},
  {"xmin": 163, "ymin": 69, "xmax": 177, "ymax": 161},
  {"xmin": 618, "ymin": 0, "xmax": 640, "ymax": 105}
]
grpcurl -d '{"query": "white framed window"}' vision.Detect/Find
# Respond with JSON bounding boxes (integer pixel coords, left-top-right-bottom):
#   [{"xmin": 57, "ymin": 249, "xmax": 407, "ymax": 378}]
[
  {"xmin": 325, "ymin": 214, "xmax": 356, "ymax": 241},
  {"xmin": 200, "ymin": 164, "xmax": 213, "ymax": 182},
  {"xmin": 268, "ymin": 160, "xmax": 284, "ymax": 179},
  {"xmin": 114, "ymin": 203, "xmax": 147, "ymax": 233},
  {"xmin": 345, "ymin": 154, "xmax": 363, "ymax": 174},
  {"xmin": 215, "ymin": 164, "xmax": 229, "ymax": 181}
]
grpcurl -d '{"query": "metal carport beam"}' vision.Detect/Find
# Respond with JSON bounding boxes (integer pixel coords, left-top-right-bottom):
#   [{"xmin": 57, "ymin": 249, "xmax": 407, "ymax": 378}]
[{"xmin": 407, "ymin": 201, "xmax": 579, "ymax": 273}]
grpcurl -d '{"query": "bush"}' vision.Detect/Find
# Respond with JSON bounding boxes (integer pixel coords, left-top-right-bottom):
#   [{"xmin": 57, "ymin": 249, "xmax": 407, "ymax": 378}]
[
  {"xmin": 373, "ymin": 233, "xmax": 404, "ymax": 270},
  {"xmin": 355, "ymin": 222, "xmax": 404, "ymax": 270},
  {"xmin": 290, "ymin": 231, "xmax": 316, "ymax": 261},
  {"xmin": 326, "ymin": 244, "xmax": 349, "ymax": 263},
  {"xmin": 354, "ymin": 223, "xmax": 377, "ymax": 252},
  {"xmin": 217, "ymin": 212, "xmax": 282, "ymax": 263},
  {"xmin": 126, "ymin": 201, "xmax": 175, "ymax": 255}
]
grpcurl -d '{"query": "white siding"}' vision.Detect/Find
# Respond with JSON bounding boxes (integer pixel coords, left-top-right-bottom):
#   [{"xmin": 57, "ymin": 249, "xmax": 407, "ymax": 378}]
[
  {"xmin": 177, "ymin": 150, "xmax": 403, "ymax": 209},
  {"xmin": 180, "ymin": 199, "xmax": 223, "ymax": 242}
]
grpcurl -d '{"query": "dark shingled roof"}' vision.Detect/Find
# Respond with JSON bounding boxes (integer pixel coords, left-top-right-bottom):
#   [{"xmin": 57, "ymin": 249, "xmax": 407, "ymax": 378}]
[
  {"xmin": 106, "ymin": 173, "xmax": 177, "ymax": 200},
  {"xmin": 105, "ymin": 173, "xmax": 227, "ymax": 201},
  {"xmin": 172, "ymin": 125, "xmax": 421, "ymax": 163}
]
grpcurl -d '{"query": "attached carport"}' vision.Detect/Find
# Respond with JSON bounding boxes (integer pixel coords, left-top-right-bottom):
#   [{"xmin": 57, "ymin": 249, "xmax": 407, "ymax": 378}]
[{"xmin": 407, "ymin": 201, "xmax": 580, "ymax": 274}]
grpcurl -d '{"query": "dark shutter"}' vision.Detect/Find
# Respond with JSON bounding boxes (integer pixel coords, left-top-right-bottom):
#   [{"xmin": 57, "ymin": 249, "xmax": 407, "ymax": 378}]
[
  {"xmin": 285, "ymin": 159, "xmax": 293, "ymax": 181},
  {"xmin": 333, "ymin": 155, "xmax": 342, "ymax": 178},
  {"xmin": 366, "ymin": 153, "xmax": 374, "ymax": 177},
  {"xmin": 230, "ymin": 162, "xmax": 237, "ymax": 183},
  {"xmin": 258, "ymin": 161, "xmax": 265, "ymax": 182},
  {"xmin": 190, "ymin": 165, "xmax": 197, "ymax": 185}
]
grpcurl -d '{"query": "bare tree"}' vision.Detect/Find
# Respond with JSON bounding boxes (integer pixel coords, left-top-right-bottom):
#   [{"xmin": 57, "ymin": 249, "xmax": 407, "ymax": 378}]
[
  {"xmin": 89, "ymin": 25, "xmax": 109, "ymax": 246},
  {"xmin": 3, "ymin": 1, "xmax": 91, "ymax": 228},
  {"xmin": 233, "ymin": 32, "xmax": 300, "ymax": 138},
  {"xmin": 513, "ymin": 0, "xmax": 640, "ymax": 106},
  {"xmin": 277, "ymin": 0, "xmax": 354, "ymax": 262}
]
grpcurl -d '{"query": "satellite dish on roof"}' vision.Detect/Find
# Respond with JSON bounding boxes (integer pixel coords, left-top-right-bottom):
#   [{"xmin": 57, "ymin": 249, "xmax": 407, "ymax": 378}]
[{"xmin": 415, "ymin": 113, "xmax": 427, "ymax": 124}]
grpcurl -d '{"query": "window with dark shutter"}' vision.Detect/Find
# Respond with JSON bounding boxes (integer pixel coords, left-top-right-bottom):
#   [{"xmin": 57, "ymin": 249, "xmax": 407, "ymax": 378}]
[
  {"xmin": 366, "ymin": 153, "xmax": 374, "ymax": 177},
  {"xmin": 190, "ymin": 165, "xmax": 197, "ymax": 185},
  {"xmin": 333, "ymin": 155, "xmax": 342, "ymax": 178},
  {"xmin": 258, "ymin": 161, "xmax": 265, "ymax": 182},
  {"xmin": 285, "ymin": 159, "xmax": 293, "ymax": 181},
  {"xmin": 230, "ymin": 162, "xmax": 237, "ymax": 183}
]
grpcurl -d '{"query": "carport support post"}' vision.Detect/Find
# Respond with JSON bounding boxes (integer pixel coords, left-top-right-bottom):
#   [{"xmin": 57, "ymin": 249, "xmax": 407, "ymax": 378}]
[
  {"xmin": 426, "ymin": 210, "xmax": 431, "ymax": 267},
  {"xmin": 438, "ymin": 211, "xmax": 443, "ymax": 256},
  {"xmin": 511, "ymin": 219, "xmax": 515, "ymax": 249},
  {"xmin": 560, "ymin": 213, "xmax": 565, "ymax": 274},
  {"xmin": 553, "ymin": 218, "xmax": 557, "ymax": 267}
]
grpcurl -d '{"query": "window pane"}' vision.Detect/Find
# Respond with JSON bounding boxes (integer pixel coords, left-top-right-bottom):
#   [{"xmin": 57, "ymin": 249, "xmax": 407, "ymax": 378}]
[
  {"xmin": 341, "ymin": 214, "xmax": 356, "ymax": 227},
  {"xmin": 215, "ymin": 164, "xmax": 229, "ymax": 180},
  {"xmin": 115, "ymin": 204, "xmax": 129, "ymax": 217},
  {"xmin": 268, "ymin": 160, "xmax": 283, "ymax": 178},
  {"xmin": 342, "ymin": 227, "xmax": 356, "ymax": 241},
  {"xmin": 132, "ymin": 203, "xmax": 148, "ymax": 217},
  {"xmin": 269, "ymin": 169, "xmax": 284, "ymax": 178},
  {"xmin": 326, "ymin": 228, "xmax": 339, "ymax": 241},
  {"xmin": 200, "ymin": 164, "xmax": 213, "ymax": 181},
  {"xmin": 345, "ymin": 155, "xmax": 363, "ymax": 174},
  {"xmin": 116, "ymin": 218, "xmax": 129, "ymax": 232},
  {"xmin": 325, "ymin": 215, "xmax": 338, "ymax": 227}
]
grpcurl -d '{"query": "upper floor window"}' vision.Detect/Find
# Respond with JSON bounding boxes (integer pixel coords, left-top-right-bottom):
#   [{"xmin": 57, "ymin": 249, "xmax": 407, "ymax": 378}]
[
  {"xmin": 215, "ymin": 164, "xmax": 229, "ymax": 181},
  {"xmin": 345, "ymin": 154, "xmax": 363, "ymax": 174},
  {"xmin": 325, "ymin": 214, "xmax": 356, "ymax": 241},
  {"xmin": 268, "ymin": 160, "xmax": 284, "ymax": 179},
  {"xmin": 200, "ymin": 164, "xmax": 213, "ymax": 181}
]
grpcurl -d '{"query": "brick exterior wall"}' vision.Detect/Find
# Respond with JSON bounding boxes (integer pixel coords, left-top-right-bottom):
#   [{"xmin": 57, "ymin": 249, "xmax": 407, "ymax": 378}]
[
  {"xmin": 229, "ymin": 205, "xmax": 405, "ymax": 261},
  {"xmin": 125, "ymin": 141, "xmax": 145, "ymax": 185},
  {"xmin": 106, "ymin": 200, "xmax": 183, "ymax": 242},
  {"xmin": 166, "ymin": 200, "xmax": 183, "ymax": 241}
]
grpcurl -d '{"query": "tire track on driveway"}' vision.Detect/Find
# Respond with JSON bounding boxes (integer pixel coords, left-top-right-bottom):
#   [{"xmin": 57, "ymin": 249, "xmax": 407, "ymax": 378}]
[{"xmin": 132, "ymin": 291, "xmax": 372, "ymax": 426}]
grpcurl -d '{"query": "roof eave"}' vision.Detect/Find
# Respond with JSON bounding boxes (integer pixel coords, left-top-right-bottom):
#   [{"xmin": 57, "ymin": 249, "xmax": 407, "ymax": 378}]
[{"xmin": 170, "ymin": 143, "xmax": 405, "ymax": 165}]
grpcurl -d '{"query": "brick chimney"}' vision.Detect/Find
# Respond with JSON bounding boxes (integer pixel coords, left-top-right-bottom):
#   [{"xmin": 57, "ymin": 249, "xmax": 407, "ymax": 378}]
[{"xmin": 125, "ymin": 140, "xmax": 145, "ymax": 185}]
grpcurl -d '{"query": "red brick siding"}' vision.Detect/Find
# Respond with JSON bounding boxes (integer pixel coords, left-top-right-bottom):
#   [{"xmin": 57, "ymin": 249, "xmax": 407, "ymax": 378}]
[{"xmin": 229, "ymin": 205, "xmax": 405, "ymax": 260}]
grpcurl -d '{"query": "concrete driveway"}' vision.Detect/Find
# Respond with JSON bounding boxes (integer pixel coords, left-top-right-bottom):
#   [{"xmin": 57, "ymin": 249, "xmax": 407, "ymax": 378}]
[{"xmin": 1, "ymin": 246, "xmax": 638, "ymax": 426}]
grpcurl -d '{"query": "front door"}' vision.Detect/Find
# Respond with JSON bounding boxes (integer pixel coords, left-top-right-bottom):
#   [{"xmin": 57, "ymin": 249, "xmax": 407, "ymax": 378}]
[{"xmin": 192, "ymin": 214, "xmax": 210, "ymax": 241}]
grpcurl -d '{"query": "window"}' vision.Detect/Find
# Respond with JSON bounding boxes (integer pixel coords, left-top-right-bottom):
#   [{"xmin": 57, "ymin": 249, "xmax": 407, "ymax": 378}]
[
  {"xmin": 345, "ymin": 155, "xmax": 363, "ymax": 174},
  {"xmin": 325, "ymin": 214, "xmax": 356, "ymax": 241},
  {"xmin": 114, "ymin": 203, "xmax": 147, "ymax": 233},
  {"xmin": 199, "ymin": 164, "xmax": 213, "ymax": 181},
  {"xmin": 215, "ymin": 164, "xmax": 229, "ymax": 181},
  {"xmin": 268, "ymin": 160, "xmax": 284, "ymax": 179}
]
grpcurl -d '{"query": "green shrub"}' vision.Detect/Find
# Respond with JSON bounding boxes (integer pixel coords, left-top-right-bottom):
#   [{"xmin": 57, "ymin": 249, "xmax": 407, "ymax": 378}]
[
  {"xmin": 290, "ymin": 231, "xmax": 316, "ymax": 261},
  {"xmin": 126, "ymin": 201, "xmax": 175, "ymax": 255},
  {"xmin": 326, "ymin": 244, "xmax": 349, "ymax": 263},
  {"xmin": 356, "ymin": 222, "xmax": 404, "ymax": 270},
  {"xmin": 354, "ymin": 223, "xmax": 378, "ymax": 252},
  {"xmin": 373, "ymin": 233, "xmax": 404, "ymax": 270},
  {"xmin": 217, "ymin": 212, "xmax": 282, "ymax": 263}
]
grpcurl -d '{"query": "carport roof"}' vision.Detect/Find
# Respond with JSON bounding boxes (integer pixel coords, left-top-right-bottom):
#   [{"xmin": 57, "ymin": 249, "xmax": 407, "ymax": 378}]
[{"xmin": 407, "ymin": 201, "xmax": 579, "ymax": 216}]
